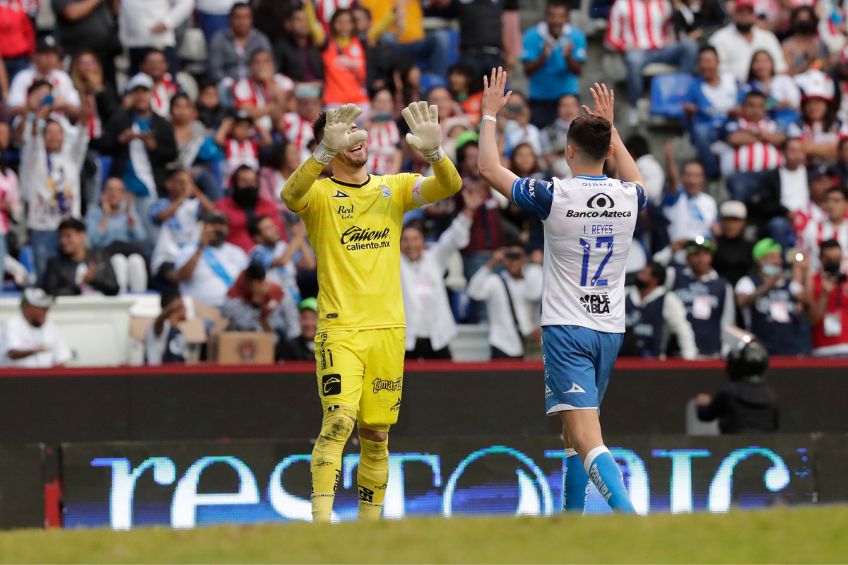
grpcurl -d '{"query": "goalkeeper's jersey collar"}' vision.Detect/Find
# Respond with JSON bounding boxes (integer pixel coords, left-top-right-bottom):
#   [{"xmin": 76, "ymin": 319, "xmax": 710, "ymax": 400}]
[{"xmin": 330, "ymin": 175, "xmax": 371, "ymax": 188}]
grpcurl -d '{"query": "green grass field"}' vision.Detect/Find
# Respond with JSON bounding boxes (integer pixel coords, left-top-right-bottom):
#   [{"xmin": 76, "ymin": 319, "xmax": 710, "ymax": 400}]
[{"xmin": 1, "ymin": 506, "xmax": 846, "ymax": 563}]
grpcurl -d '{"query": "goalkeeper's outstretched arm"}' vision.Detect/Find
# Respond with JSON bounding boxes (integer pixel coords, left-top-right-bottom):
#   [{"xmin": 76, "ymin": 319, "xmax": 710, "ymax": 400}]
[
  {"xmin": 281, "ymin": 104, "xmax": 368, "ymax": 212},
  {"xmin": 401, "ymin": 101, "xmax": 462, "ymax": 205}
]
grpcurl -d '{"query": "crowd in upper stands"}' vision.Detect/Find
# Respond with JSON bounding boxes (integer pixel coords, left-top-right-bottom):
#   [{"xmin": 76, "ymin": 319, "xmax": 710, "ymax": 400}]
[{"xmin": 0, "ymin": 0, "xmax": 847, "ymax": 367}]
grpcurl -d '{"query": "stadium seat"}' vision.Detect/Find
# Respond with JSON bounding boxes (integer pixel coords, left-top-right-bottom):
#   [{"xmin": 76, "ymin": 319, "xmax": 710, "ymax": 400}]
[{"xmin": 650, "ymin": 72, "xmax": 695, "ymax": 120}]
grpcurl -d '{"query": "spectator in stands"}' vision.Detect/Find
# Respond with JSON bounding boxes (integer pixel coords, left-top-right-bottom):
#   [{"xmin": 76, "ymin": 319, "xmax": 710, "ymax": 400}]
[
  {"xmin": 670, "ymin": 0, "xmax": 724, "ymax": 42},
  {"xmin": 281, "ymin": 84, "xmax": 321, "ymax": 163},
  {"xmin": 208, "ymin": 2, "xmax": 273, "ymax": 84},
  {"xmin": 150, "ymin": 167, "xmax": 216, "ymax": 291},
  {"xmin": 196, "ymin": 0, "xmax": 239, "ymax": 43},
  {"xmin": 141, "ymin": 50, "xmax": 180, "ymax": 119},
  {"xmin": 467, "ymin": 243, "xmax": 543, "ymax": 359},
  {"xmin": 361, "ymin": 0, "xmax": 450, "ymax": 79},
  {"xmin": 119, "ymin": 0, "xmax": 192, "ymax": 75},
  {"xmin": 627, "ymin": 134, "xmax": 665, "ymax": 205},
  {"xmin": 275, "ymin": 3, "xmax": 324, "ymax": 84},
  {"xmin": 7, "ymin": 36, "xmax": 81, "ymax": 119},
  {"xmin": 447, "ymin": 63, "xmax": 483, "ymax": 125},
  {"xmin": 434, "ymin": 0, "xmax": 520, "ymax": 78},
  {"xmin": 683, "ymin": 46, "xmax": 739, "ymax": 180},
  {"xmin": 739, "ymin": 50, "xmax": 800, "ymax": 129},
  {"xmin": 623, "ymin": 262, "xmax": 698, "ymax": 359},
  {"xmin": 248, "ymin": 214, "xmax": 314, "ymax": 335},
  {"xmin": 721, "ymin": 91, "xmax": 786, "ymax": 203},
  {"xmin": 221, "ymin": 262, "xmax": 287, "ymax": 336},
  {"xmin": 0, "ymin": 0, "xmax": 36, "ymax": 80},
  {"xmin": 790, "ymin": 70, "xmax": 844, "ymax": 163},
  {"xmin": 52, "ymin": 0, "xmax": 120, "ymax": 87},
  {"xmin": 215, "ymin": 112, "xmax": 264, "ymax": 184},
  {"xmin": 231, "ymin": 48, "xmax": 293, "ymax": 138},
  {"xmin": 800, "ymin": 187, "xmax": 848, "ymax": 273},
  {"xmin": 175, "ymin": 211, "xmax": 248, "ymax": 307},
  {"xmin": 709, "ymin": 0, "xmax": 787, "ymax": 83},
  {"xmin": 170, "ymin": 93, "xmax": 223, "ymax": 201},
  {"xmin": 216, "ymin": 165, "xmax": 283, "ymax": 253},
  {"xmin": 20, "ymin": 86, "xmax": 90, "ymax": 281},
  {"xmin": 85, "ymin": 178, "xmax": 148, "ymax": 293},
  {"xmin": 668, "ymin": 238, "xmax": 735, "ymax": 357},
  {"xmin": 503, "ymin": 92, "xmax": 542, "ymax": 158},
  {"xmin": 0, "ymin": 288, "xmax": 72, "ymax": 368},
  {"xmin": 279, "ymin": 296, "xmax": 318, "ymax": 361},
  {"xmin": 99, "ymin": 73, "xmax": 178, "ymax": 236},
  {"xmin": 736, "ymin": 237, "xmax": 810, "ymax": 355},
  {"xmin": 69, "ymin": 51, "xmax": 119, "ymax": 143},
  {"xmin": 43, "ymin": 217, "xmax": 120, "ymax": 296},
  {"xmin": 806, "ymin": 238, "xmax": 848, "ymax": 355},
  {"xmin": 259, "ymin": 140, "xmax": 299, "ymax": 211},
  {"xmin": 311, "ymin": 8, "xmax": 369, "ymax": 109},
  {"xmin": 521, "ymin": 0, "xmax": 586, "ymax": 128},
  {"xmin": 747, "ymin": 138, "xmax": 808, "ymax": 247},
  {"xmin": 661, "ymin": 155, "xmax": 717, "ymax": 260},
  {"xmin": 833, "ymin": 138, "xmax": 848, "ymax": 189},
  {"xmin": 457, "ymin": 141, "xmax": 502, "ymax": 282},
  {"xmin": 781, "ymin": 6, "xmax": 827, "ymax": 77},
  {"xmin": 0, "ymin": 122, "xmax": 21, "ymax": 275},
  {"xmin": 540, "ymin": 93, "xmax": 579, "ymax": 178},
  {"xmin": 144, "ymin": 290, "xmax": 188, "ymax": 365},
  {"xmin": 697, "ymin": 339, "xmax": 779, "ymax": 433},
  {"xmin": 365, "ymin": 88, "xmax": 402, "ymax": 175},
  {"xmin": 196, "ymin": 80, "xmax": 227, "ymax": 130},
  {"xmin": 402, "ymin": 188, "xmax": 482, "ymax": 359},
  {"xmin": 713, "ymin": 200, "xmax": 754, "ymax": 286},
  {"xmin": 605, "ymin": 0, "xmax": 698, "ymax": 126}
]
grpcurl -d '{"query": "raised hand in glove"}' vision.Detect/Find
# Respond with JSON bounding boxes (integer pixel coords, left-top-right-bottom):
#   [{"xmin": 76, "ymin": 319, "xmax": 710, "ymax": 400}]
[
  {"xmin": 402, "ymin": 100, "xmax": 444, "ymax": 163},
  {"xmin": 313, "ymin": 104, "xmax": 369, "ymax": 164}
]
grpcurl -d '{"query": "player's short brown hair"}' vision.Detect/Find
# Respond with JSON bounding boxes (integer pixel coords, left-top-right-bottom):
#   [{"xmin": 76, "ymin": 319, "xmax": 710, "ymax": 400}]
[{"xmin": 567, "ymin": 115, "xmax": 612, "ymax": 162}]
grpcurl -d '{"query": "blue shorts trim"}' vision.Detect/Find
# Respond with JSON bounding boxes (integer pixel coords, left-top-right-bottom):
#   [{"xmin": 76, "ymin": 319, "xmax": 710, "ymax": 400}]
[{"xmin": 542, "ymin": 325, "xmax": 624, "ymax": 414}]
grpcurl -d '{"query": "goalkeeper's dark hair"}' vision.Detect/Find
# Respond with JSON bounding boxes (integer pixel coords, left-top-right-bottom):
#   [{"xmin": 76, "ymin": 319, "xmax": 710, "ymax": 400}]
[
  {"xmin": 313, "ymin": 112, "xmax": 328, "ymax": 145},
  {"xmin": 567, "ymin": 115, "xmax": 612, "ymax": 162}
]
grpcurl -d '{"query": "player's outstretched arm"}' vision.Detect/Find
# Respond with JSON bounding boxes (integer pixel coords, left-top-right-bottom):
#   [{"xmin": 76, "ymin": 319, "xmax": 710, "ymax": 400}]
[
  {"xmin": 401, "ymin": 101, "xmax": 462, "ymax": 204},
  {"xmin": 478, "ymin": 67, "xmax": 519, "ymax": 200},
  {"xmin": 582, "ymin": 82, "xmax": 645, "ymax": 187},
  {"xmin": 280, "ymin": 104, "xmax": 368, "ymax": 212}
]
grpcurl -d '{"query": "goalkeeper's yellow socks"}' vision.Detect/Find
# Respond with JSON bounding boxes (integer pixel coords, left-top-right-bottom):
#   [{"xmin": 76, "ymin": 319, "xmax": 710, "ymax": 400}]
[
  {"xmin": 357, "ymin": 437, "xmax": 389, "ymax": 521},
  {"xmin": 310, "ymin": 410, "xmax": 354, "ymax": 523}
]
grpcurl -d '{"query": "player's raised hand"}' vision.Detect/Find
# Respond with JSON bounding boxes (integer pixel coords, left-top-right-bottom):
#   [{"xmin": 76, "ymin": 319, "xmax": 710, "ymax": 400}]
[
  {"xmin": 582, "ymin": 82, "xmax": 615, "ymax": 125},
  {"xmin": 312, "ymin": 104, "xmax": 368, "ymax": 164},
  {"xmin": 402, "ymin": 100, "xmax": 443, "ymax": 163},
  {"xmin": 481, "ymin": 66, "xmax": 513, "ymax": 117}
]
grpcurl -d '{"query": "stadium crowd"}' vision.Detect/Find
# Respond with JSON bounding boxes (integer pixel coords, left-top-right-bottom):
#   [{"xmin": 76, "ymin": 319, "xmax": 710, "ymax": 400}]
[{"xmin": 0, "ymin": 0, "xmax": 847, "ymax": 367}]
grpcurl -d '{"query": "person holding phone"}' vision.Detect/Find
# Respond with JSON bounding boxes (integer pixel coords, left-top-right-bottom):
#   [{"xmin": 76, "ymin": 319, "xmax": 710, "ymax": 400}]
[{"xmin": 806, "ymin": 239, "xmax": 848, "ymax": 356}]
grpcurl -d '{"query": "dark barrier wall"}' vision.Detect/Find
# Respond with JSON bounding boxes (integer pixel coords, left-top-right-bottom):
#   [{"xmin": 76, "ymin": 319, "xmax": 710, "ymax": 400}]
[
  {"xmin": 1, "ymin": 360, "xmax": 847, "ymax": 443},
  {"xmin": 0, "ymin": 445, "xmax": 44, "ymax": 528},
  {"xmin": 61, "ymin": 434, "xmax": 845, "ymax": 529}
]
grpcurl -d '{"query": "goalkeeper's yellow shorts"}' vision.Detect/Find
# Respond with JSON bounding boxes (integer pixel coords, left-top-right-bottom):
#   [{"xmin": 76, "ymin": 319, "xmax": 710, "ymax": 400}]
[{"xmin": 314, "ymin": 327, "xmax": 405, "ymax": 431}]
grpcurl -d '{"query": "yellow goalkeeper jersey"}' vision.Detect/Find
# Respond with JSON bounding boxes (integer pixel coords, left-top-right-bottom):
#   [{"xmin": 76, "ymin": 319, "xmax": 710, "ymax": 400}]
[{"xmin": 295, "ymin": 173, "xmax": 423, "ymax": 331}]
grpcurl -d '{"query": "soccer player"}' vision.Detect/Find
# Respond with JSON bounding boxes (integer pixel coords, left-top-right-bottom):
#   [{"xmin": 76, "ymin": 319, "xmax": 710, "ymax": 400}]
[
  {"xmin": 478, "ymin": 68, "xmax": 647, "ymax": 514},
  {"xmin": 280, "ymin": 102, "xmax": 462, "ymax": 522}
]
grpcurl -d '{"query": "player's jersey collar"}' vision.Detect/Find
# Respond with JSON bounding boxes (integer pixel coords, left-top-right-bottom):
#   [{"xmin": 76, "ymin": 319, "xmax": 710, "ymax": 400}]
[
  {"xmin": 574, "ymin": 174, "xmax": 609, "ymax": 180},
  {"xmin": 330, "ymin": 175, "xmax": 371, "ymax": 188}
]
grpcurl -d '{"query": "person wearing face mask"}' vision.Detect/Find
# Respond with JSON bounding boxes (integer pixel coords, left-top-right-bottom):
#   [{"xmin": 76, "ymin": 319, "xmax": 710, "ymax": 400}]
[
  {"xmin": 735, "ymin": 238, "xmax": 811, "ymax": 355},
  {"xmin": 781, "ymin": 6, "xmax": 827, "ymax": 77},
  {"xmin": 709, "ymin": 0, "xmax": 787, "ymax": 83},
  {"xmin": 175, "ymin": 211, "xmax": 249, "ymax": 308},
  {"xmin": 215, "ymin": 165, "xmax": 285, "ymax": 253},
  {"xmin": 805, "ymin": 238, "xmax": 848, "ymax": 355},
  {"xmin": 623, "ymin": 262, "xmax": 698, "ymax": 359}
]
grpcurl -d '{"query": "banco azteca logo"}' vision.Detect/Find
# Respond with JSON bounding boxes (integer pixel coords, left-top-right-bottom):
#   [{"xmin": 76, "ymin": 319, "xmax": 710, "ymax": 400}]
[
  {"xmin": 587, "ymin": 193, "xmax": 615, "ymax": 209},
  {"xmin": 580, "ymin": 293, "xmax": 611, "ymax": 315}
]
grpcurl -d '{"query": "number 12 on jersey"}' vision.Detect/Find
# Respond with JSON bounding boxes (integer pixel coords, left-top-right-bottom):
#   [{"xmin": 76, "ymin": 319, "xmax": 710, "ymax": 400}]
[{"xmin": 579, "ymin": 236, "xmax": 614, "ymax": 287}]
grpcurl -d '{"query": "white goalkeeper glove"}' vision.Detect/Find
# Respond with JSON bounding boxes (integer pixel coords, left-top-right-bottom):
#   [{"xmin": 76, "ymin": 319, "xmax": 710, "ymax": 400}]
[
  {"xmin": 402, "ymin": 101, "xmax": 444, "ymax": 163},
  {"xmin": 313, "ymin": 104, "xmax": 369, "ymax": 165}
]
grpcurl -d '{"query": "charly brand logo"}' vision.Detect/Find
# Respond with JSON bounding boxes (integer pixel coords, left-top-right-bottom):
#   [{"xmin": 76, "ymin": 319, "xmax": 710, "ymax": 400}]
[
  {"xmin": 331, "ymin": 190, "xmax": 349, "ymax": 198},
  {"xmin": 336, "ymin": 204, "xmax": 354, "ymax": 219},
  {"xmin": 372, "ymin": 377, "xmax": 402, "ymax": 394},
  {"xmin": 322, "ymin": 374, "xmax": 341, "ymax": 396},
  {"xmin": 580, "ymin": 293, "xmax": 611, "ymax": 315},
  {"xmin": 587, "ymin": 193, "xmax": 615, "ymax": 209},
  {"xmin": 340, "ymin": 226, "xmax": 391, "ymax": 251}
]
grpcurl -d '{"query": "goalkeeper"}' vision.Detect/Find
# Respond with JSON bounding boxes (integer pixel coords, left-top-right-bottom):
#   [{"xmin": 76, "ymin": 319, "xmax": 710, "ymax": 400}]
[{"xmin": 281, "ymin": 102, "xmax": 462, "ymax": 522}]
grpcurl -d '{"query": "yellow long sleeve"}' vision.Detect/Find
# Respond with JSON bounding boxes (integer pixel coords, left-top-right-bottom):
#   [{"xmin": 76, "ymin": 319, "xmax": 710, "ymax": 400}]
[
  {"xmin": 417, "ymin": 155, "xmax": 463, "ymax": 205},
  {"xmin": 281, "ymin": 156, "xmax": 325, "ymax": 213}
]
